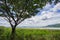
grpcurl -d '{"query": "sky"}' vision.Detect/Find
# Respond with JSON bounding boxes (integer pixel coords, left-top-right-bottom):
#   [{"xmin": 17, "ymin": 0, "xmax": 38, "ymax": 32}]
[
  {"xmin": 18, "ymin": 2, "xmax": 60, "ymax": 27},
  {"xmin": 0, "ymin": 1, "xmax": 60, "ymax": 27}
]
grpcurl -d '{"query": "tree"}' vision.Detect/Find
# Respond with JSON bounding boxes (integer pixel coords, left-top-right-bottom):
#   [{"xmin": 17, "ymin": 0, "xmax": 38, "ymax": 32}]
[{"xmin": 0, "ymin": 0, "xmax": 59, "ymax": 40}]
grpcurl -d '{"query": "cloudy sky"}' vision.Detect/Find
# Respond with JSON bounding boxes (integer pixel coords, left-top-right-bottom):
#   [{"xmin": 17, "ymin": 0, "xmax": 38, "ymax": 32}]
[
  {"xmin": 0, "ymin": 1, "xmax": 60, "ymax": 27},
  {"xmin": 18, "ymin": 2, "xmax": 60, "ymax": 27}
]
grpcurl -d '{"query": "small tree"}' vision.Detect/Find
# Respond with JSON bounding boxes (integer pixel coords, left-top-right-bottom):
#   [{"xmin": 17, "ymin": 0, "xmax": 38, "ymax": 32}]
[{"xmin": 0, "ymin": 0, "xmax": 59, "ymax": 40}]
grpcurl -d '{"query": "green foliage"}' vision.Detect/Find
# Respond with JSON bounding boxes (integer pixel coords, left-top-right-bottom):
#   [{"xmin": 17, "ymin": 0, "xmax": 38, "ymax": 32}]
[
  {"xmin": 0, "ymin": 0, "xmax": 59, "ymax": 18},
  {"xmin": 0, "ymin": 14, "xmax": 3, "ymax": 16},
  {"xmin": 0, "ymin": 0, "xmax": 60, "ymax": 25},
  {"xmin": 48, "ymin": 0, "xmax": 60, "ymax": 4},
  {"xmin": 0, "ymin": 27, "xmax": 60, "ymax": 40},
  {"xmin": 0, "ymin": 0, "xmax": 51, "ymax": 28},
  {"xmin": 0, "ymin": 0, "xmax": 49, "ymax": 18},
  {"xmin": 0, "ymin": 0, "xmax": 52, "ymax": 28}
]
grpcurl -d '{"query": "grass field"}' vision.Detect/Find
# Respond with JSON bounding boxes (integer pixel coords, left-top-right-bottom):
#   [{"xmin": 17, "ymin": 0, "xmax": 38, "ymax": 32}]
[{"xmin": 0, "ymin": 26, "xmax": 60, "ymax": 40}]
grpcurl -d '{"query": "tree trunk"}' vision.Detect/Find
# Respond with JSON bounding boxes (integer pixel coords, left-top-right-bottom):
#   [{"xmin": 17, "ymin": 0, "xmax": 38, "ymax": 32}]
[{"xmin": 10, "ymin": 27, "xmax": 16, "ymax": 40}]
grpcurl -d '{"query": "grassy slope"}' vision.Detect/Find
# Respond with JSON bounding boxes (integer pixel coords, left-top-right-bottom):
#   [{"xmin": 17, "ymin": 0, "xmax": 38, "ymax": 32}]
[{"xmin": 0, "ymin": 26, "xmax": 60, "ymax": 40}]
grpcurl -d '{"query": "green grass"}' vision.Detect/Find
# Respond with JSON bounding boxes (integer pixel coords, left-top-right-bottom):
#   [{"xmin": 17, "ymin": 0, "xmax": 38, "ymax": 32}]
[{"xmin": 0, "ymin": 26, "xmax": 60, "ymax": 40}]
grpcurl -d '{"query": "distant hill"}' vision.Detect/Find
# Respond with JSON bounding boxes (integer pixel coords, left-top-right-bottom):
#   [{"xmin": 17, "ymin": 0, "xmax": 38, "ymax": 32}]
[{"xmin": 46, "ymin": 24, "xmax": 60, "ymax": 27}]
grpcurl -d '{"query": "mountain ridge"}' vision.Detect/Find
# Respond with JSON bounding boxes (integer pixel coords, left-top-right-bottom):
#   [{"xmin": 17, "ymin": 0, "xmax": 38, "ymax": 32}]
[{"xmin": 46, "ymin": 23, "xmax": 60, "ymax": 27}]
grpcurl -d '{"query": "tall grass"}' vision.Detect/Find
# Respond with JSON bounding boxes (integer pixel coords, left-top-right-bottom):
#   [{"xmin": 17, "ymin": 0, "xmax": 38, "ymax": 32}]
[{"xmin": 0, "ymin": 26, "xmax": 60, "ymax": 40}]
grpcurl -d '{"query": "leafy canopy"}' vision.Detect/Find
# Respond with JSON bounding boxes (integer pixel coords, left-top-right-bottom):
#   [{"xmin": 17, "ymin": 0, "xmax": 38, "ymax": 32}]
[
  {"xmin": 0, "ymin": 0, "xmax": 59, "ymax": 27},
  {"xmin": 1, "ymin": 0, "xmax": 48, "ymax": 17}
]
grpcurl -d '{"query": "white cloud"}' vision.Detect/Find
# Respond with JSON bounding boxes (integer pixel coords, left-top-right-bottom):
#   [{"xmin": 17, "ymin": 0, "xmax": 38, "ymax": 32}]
[
  {"xmin": 18, "ymin": 13, "xmax": 60, "ymax": 27},
  {"xmin": 43, "ymin": 3, "xmax": 52, "ymax": 11},
  {"xmin": 52, "ymin": 2, "xmax": 60, "ymax": 11}
]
